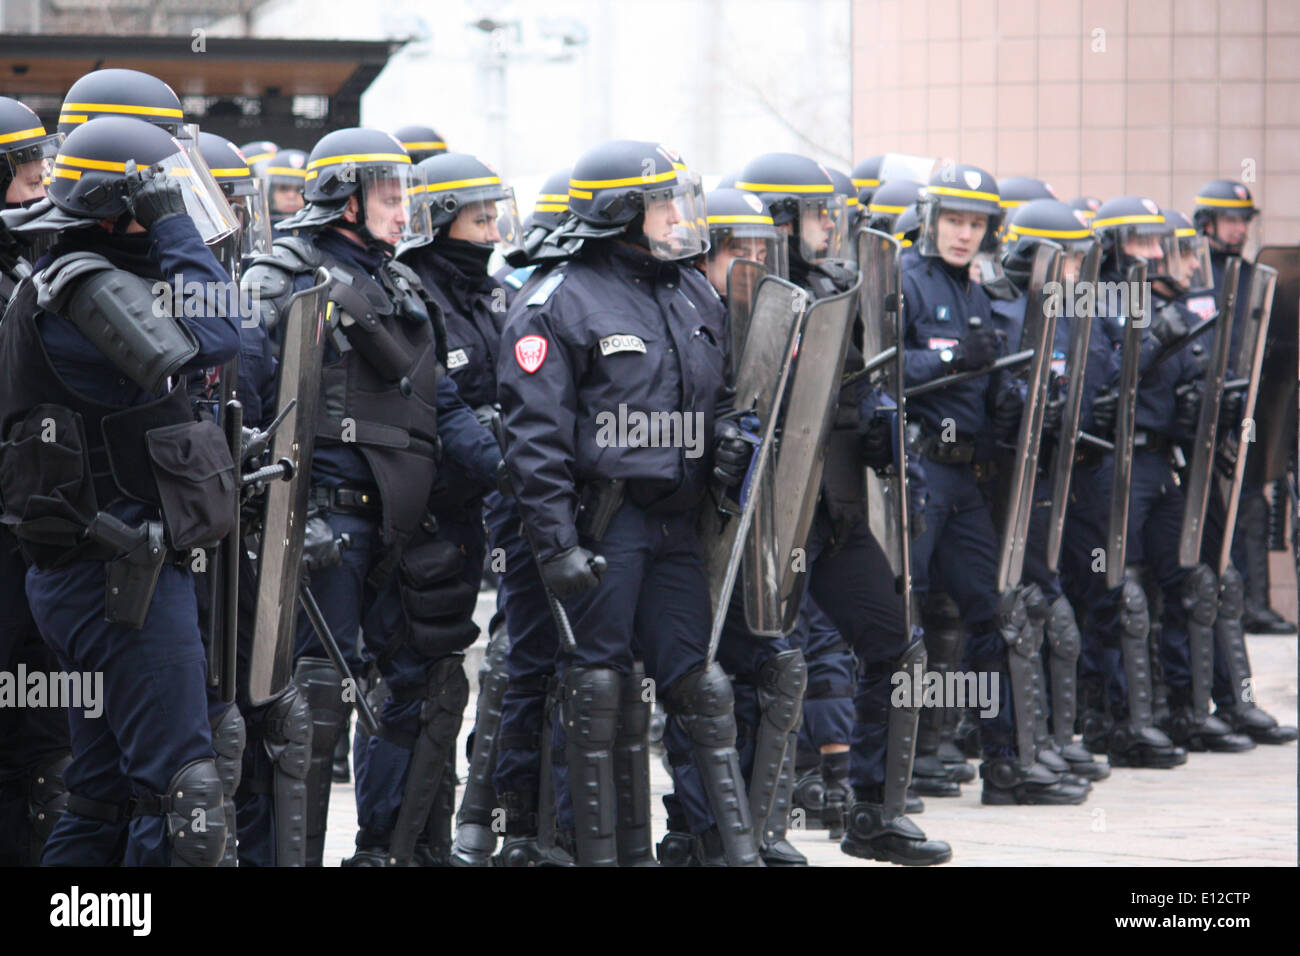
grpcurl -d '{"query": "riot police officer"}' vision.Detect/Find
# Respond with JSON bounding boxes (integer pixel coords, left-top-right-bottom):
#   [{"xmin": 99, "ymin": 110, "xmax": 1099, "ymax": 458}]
[
  {"xmin": 863, "ymin": 178, "xmax": 922, "ymax": 235},
  {"xmin": 494, "ymin": 167, "xmax": 572, "ymax": 305},
  {"xmin": 241, "ymin": 128, "xmax": 503, "ymax": 866},
  {"xmin": 393, "ymin": 124, "xmax": 449, "ymax": 164},
  {"xmin": 498, "ymin": 139, "xmax": 761, "ymax": 866},
  {"xmin": 0, "ymin": 115, "xmax": 244, "ymax": 865},
  {"xmin": 253, "ymin": 148, "xmax": 309, "ymax": 230},
  {"xmin": 0, "ymin": 95, "xmax": 69, "ymax": 866},
  {"xmin": 851, "ymin": 154, "xmax": 884, "ymax": 208}
]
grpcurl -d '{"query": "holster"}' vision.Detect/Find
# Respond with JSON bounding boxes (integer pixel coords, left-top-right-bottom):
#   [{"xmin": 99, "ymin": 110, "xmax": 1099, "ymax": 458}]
[
  {"xmin": 576, "ymin": 479, "xmax": 625, "ymax": 542},
  {"xmin": 88, "ymin": 513, "xmax": 169, "ymax": 629}
]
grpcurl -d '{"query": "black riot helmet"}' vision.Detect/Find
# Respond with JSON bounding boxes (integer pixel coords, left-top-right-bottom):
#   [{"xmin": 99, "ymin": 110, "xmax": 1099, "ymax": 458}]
[
  {"xmin": 0, "ymin": 97, "xmax": 61, "ymax": 206},
  {"xmin": 58, "ymin": 69, "xmax": 185, "ymax": 137},
  {"xmin": 851, "ymin": 154, "xmax": 884, "ymax": 205},
  {"xmin": 1091, "ymin": 195, "xmax": 1175, "ymax": 277},
  {"xmin": 703, "ymin": 186, "xmax": 785, "ymax": 293},
  {"xmin": 508, "ymin": 166, "xmax": 572, "ymax": 266},
  {"xmin": 393, "ymin": 124, "xmax": 449, "ymax": 164},
  {"xmin": 1001, "ymin": 199, "xmax": 1094, "ymax": 288},
  {"xmin": 239, "ymin": 140, "xmax": 279, "ymax": 167},
  {"xmin": 198, "ymin": 131, "xmax": 271, "ymax": 261},
  {"xmin": 254, "ymin": 148, "xmax": 308, "ymax": 218},
  {"xmin": 893, "ymin": 205, "xmax": 921, "ymax": 247},
  {"xmin": 1067, "ymin": 195, "xmax": 1101, "ymax": 223},
  {"xmin": 916, "ymin": 161, "xmax": 1002, "ymax": 259},
  {"xmin": 560, "ymin": 139, "xmax": 707, "ymax": 261},
  {"xmin": 997, "ymin": 176, "xmax": 1058, "ymax": 211},
  {"xmin": 736, "ymin": 152, "xmax": 846, "ymax": 264},
  {"xmin": 414, "ymin": 151, "xmax": 522, "ymax": 251},
  {"xmin": 277, "ymin": 127, "xmax": 430, "ymax": 253},
  {"xmin": 864, "ymin": 177, "xmax": 921, "ymax": 233},
  {"xmin": 1192, "ymin": 178, "xmax": 1258, "ymax": 255},
  {"xmin": 11, "ymin": 116, "xmax": 236, "ymax": 243},
  {"xmin": 826, "ymin": 166, "xmax": 861, "ymax": 236}
]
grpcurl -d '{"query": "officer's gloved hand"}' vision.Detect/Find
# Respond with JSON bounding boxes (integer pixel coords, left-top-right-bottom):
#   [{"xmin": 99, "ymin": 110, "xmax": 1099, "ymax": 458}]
[
  {"xmin": 473, "ymin": 404, "xmax": 500, "ymax": 431},
  {"xmin": 906, "ymin": 454, "xmax": 929, "ymax": 540},
  {"xmin": 124, "ymin": 164, "xmax": 188, "ymax": 229},
  {"xmin": 859, "ymin": 413, "xmax": 894, "ymax": 471},
  {"xmin": 712, "ymin": 419, "xmax": 753, "ymax": 489},
  {"xmin": 1150, "ymin": 303, "xmax": 1190, "ymax": 348},
  {"xmin": 1217, "ymin": 388, "xmax": 1244, "ymax": 432},
  {"xmin": 992, "ymin": 380, "xmax": 1026, "ymax": 442},
  {"xmin": 1042, "ymin": 395, "xmax": 1065, "ymax": 436},
  {"xmin": 495, "ymin": 459, "xmax": 515, "ymax": 499},
  {"xmin": 302, "ymin": 515, "xmax": 344, "ymax": 572},
  {"xmin": 1173, "ymin": 382, "xmax": 1202, "ymax": 436},
  {"xmin": 541, "ymin": 546, "xmax": 604, "ymax": 599},
  {"xmin": 950, "ymin": 329, "xmax": 1000, "ymax": 372},
  {"xmin": 1090, "ymin": 391, "xmax": 1118, "ymax": 438},
  {"xmin": 240, "ymin": 425, "xmax": 268, "ymax": 466}
]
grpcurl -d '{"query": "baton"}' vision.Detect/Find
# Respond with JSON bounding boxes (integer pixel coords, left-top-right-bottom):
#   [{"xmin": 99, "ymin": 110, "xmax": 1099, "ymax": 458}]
[
  {"xmin": 299, "ymin": 583, "xmax": 378, "ymax": 735},
  {"xmin": 904, "ymin": 349, "xmax": 1035, "ymax": 398}
]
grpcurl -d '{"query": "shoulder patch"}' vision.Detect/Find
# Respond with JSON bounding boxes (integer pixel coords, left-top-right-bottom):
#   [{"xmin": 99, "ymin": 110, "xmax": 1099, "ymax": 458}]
[
  {"xmin": 526, "ymin": 272, "xmax": 565, "ymax": 307},
  {"xmin": 515, "ymin": 335, "xmax": 548, "ymax": 373},
  {"xmin": 446, "ymin": 347, "xmax": 469, "ymax": 370}
]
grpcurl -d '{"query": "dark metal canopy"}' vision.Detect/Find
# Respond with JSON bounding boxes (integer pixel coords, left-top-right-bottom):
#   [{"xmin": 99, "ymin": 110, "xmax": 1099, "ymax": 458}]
[{"xmin": 0, "ymin": 33, "xmax": 406, "ymax": 149}]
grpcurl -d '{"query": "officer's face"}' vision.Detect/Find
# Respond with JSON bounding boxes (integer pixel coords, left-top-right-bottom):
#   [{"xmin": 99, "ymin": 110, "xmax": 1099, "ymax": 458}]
[
  {"xmin": 362, "ymin": 177, "xmax": 409, "ymax": 245},
  {"xmin": 705, "ymin": 236, "xmax": 768, "ymax": 295},
  {"xmin": 272, "ymin": 183, "xmax": 304, "ymax": 214},
  {"xmin": 642, "ymin": 197, "xmax": 682, "ymax": 247},
  {"xmin": 1210, "ymin": 214, "xmax": 1249, "ymax": 249},
  {"xmin": 799, "ymin": 206, "xmax": 832, "ymax": 257},
  {"xmin": 448, "ymin": 200, "xmax": 502, "ymax": 244},
  {"xmin": 4, "ymin": 160, "xmax": 45, "ymax": 205},
  {"xmin": 935, "ymin": 210, "xmax": 987, "ymax": 267},
  {"xmin": 1122, "ymin": 233, "xmax": 1164, "ymax": 261}
]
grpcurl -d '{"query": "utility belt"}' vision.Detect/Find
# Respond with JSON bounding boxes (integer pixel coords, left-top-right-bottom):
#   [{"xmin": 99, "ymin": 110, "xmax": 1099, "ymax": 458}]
[
  {"xmin": 1132, "ymin": 430, "xmax": 1175, "ymax": 456},
  {"xmin": 311, "ymin": 485, "xmax": 382, "ymax": 518},
  {"xmin": 908, "ymin": 422, "xmax": 976, "ymax": 465}
]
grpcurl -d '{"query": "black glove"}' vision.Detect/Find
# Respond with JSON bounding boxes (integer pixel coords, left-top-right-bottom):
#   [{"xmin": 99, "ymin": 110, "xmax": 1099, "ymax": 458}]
[
  {"xmin": 1042, "ymin": 395, "xmax": 1065, "ymax": 436},
  {"xmin": 992, "ymin": 380, "xmax": 1026, "ymax": 442},
  {"xmin": 1150, "ymin": 303, "xmax": 1190, "ymax": 348},
  {"xmin": 302, "ymin": 515, "xmax": 344, "ymax": 572},
  {"xmin": 950, "ymin": 328, "xmax": 1000, "ymax": 372},
  {"xmin": 859, "ymin": 413, "xmax": 893, "ymax": 471},
  {"xmin": 1173, "ymin": 382, "xmax": 1202, "ymax": 436},
  {"xmin": 1218, "ymin": 388, "xmax": 1244, "ymax": 432},
  {"xmin": 712, "ymin": 419, "xmax": 753, "ymax": 488},
  {"xmin": 495, "ymin": 459, "xmax": 515, "ymax": 499},
  {"xmin": 541, "ymin": 546, "xmax": 604, "ymax": 600},
  {"xmin": 124, "ymin": 163, "xmax": 188, "ymax": 229},
  {"xmin": 1090, "ymin": 391, "xmax": 1118, "ymax": 438}
]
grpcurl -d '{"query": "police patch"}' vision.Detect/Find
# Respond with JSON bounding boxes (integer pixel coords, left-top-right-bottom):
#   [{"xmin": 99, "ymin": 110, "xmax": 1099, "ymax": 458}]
[
  {"xmin": 963, "ymin": 170, "xmax": 982, "ymax": 191},
  {"xmin": 928, "ymin": 337, "xmax": 958, "ymax": 350},
  {"xmin": 935, "ymin": 304, "xmax": 950, "ymax": 322},
  {"xmin": 515, "ymin": 335, "xmax": 548, "ymax": 373},
  {"xmin": 446, "ymin": 348, "xmax": 469, "ymax": 370},
  {"xmin": 526, "ymin": 272, "xmax": 565, "ymax": 306},
  {"xmin": 599, "ymin": 333, "xmax": 646, "ymax": 356}
]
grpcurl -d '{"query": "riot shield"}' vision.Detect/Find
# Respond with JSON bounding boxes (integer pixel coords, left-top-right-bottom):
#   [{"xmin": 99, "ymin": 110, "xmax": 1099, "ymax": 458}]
[
  {"xmin": 246, "ymin": 268, "xmax": 331, "ymax": 706},
  {"xmin": 1216, "ymin": 263, "xmax": 1277, "ymax": 575},
  {"xmin": 704, "ymin": 276, "xmax": 807, "ymax": 653},
  {"xmin": 1250, "ymin": 247, "xmax": 1299, "ymax": 486},
  {"xmin": 726, "ymin": 258, "xmax": 768, "ymax": 366},
  {"xmin": 773, "ymin": 273, "xmax": 864, "ymax": 632},
  {"xmin": 856, "ymin": 228, "xmax": 911, "ymax": 639},
  {"xmin": 995, "ymin": 243, "xmax": 1062, "ymax": 594},
  {"xmin": 1177, "ymin": 258, "xmax": 1240, "ymax": 567},
  {"xmin": 1045, "ymin": 242, "xmax": 1100, "ymax": 573},
  {"xmin": 1105, "ymin": 260, "xmax": 1149, "ymax": 589}
]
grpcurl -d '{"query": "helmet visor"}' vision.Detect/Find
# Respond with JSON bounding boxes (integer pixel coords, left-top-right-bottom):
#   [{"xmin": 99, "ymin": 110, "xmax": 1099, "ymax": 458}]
[
  {"xmin": 230, "ymin": 176, "xmax": 273, "ymax": 259},
  {"xmin": 5, "ymin": 133, "xmax": 60, "ymax": 191},
  {"xmin": 350, "ymin": 164, "xmax": 430, "ymax": 248},
  {"xmin": 797, "ymin": 193, "xmax": 849, "ymax": 262},
  {"xmin": 1172, "ymin": 231, "xmax": 1214, "ymax": 293},
  {"xmin": 1113, "ymin": 223, "xmax": 1177, "ymax": 278},
  {"xmin": 153, "ymin": 145, "xmax": 239, "ymax": 244},
  {"xmin": 642, "ymin": 173, "xmax": 708, "ymax": 261},
  {"xmin": 916, "ymin": 199, "xmax": 1000, "ymax": 261}
]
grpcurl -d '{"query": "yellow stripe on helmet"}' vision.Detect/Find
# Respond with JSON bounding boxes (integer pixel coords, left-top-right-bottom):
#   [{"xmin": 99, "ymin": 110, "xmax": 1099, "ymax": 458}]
[
  {"xmin": 209, "ymin": 166, "xmax": 251, "ymax": 178},
  {"xmin": 868, "ymin": 202, "xmax": 908, "ymax": 215},
  {"xmin": 265, "ymin": 166, "xmax": 308, "ymax": 178},
  {"xmin": 1194, "ymin": 195, "xmax": 1253, "ymax": 208},
  {"xmin": 306, "ymin": 152, "xmax": 411, "ymax": 170},
  {"xmin": 57, "ymin": 114, "xmax": 88, "ymax": 125},
  {"xmin": 0, "ymin": 125, "xmax": 49, "ymax": 144},
  {"xmin": 1004, "ymin": 223, "xmax": 1092, "ymax": 240},
  {"xmin": 1091, "ymin": 213, "xmax": 1165, "ymax": 228},
  {"xmin": 56, "ymin": 155, "xmax": 127, "ymax": 172},
  {"xmin": 425, "ymin": 175, "xmax": 502, "ymax": 191},
  {"xmin": 536, "ymin": 193, "xmax": 568, "ymax": 203},
  {"xmin": 707, "ymin": 213, "xmax": 775, "ymax": 225},
  {"xmin": 402, "ymin": 140, "xmax": 447, "ymax": 151},
  {"xmin": 852, "ymin": 178, "xmax": 880, "ymax": 188},
  {"xmin": 51, "ymin": 167, "xmax": 81, "ymax": 180},
  {"xmin": 61, "ymin": 102, "xmax": 184, "ymax": 119},
  {"xmin": 534, "ymin": 202, "xmax": 567, "ymax": 212},
  {"xmin": 924, "ymin": 184, "xmax": 1000, "ymax": 203},
  {"xmin": 568, "ymin": 186, "xmax": 593, "ymax": 200},
  {"xmin": 570, "ymin": 169, "xmax": 678, "ymax": 189},
  {"xmin": 734, "ymin": 180, "xmax": 832, "ymax": 194}
]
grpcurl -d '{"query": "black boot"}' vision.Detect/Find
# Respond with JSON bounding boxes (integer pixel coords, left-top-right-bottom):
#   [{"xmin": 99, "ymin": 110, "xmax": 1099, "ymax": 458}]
[
  {"xmin": 1238, "ymin": 491, "xmax": 1297, "ymax": 634},
  {"xmin": 840, "ymin": 791, "xmax": 951, "ymax": 866},
  {"xmin": 979, "ymin": 758, "xmax": 1089, "ymax": 805},
  {"xmin": 819, "ymin": 751, "xmax": 851, "ymax": 840}
]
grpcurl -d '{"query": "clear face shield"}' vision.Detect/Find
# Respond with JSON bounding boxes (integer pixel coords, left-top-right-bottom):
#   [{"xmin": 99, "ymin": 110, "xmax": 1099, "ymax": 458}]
[
  {"xmin": 348, "ymin": 164, "xmax": 430, "ymax": 249},
  {"xmin": 438, "ymin": 184, "xmax": 525, "ymax": 255},
  {"xmin": 706, "ymin": 223, "xmax": 784, "ymax": 294},
  {"xmin": 1117, "ymin": 225, "xmax": 1177, "ymax": 279},
  {"xmin": 139, "ymin": 144, "xmax": 239, "ymax": 245},
  {"xmin": 640, "ymin": 173, "xmax": 708, "ymax": 261},
  {"xmin": 917, "ymin": 198, "xmax": 999, "ymax": 263},
  {"xmin": 226, "ymin": 176, "xmax": 273, "ymax": 260},
  {"xmin": 5, "ymin": 133, "xmax": 60, "ymax": 205},
  {"xmin": 1171, "ymin": 232, "xmax": 1214, "ymax": 294},
  {"xmin": 795, "ymin": 194, "xmax": 849, "ymax": 263}
]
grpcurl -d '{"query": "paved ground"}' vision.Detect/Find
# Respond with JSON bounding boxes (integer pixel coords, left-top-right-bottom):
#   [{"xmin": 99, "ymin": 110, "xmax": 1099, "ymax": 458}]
[{"xmin": 322, "ymin": 593, "xmax": 1297, "ymax": 867}]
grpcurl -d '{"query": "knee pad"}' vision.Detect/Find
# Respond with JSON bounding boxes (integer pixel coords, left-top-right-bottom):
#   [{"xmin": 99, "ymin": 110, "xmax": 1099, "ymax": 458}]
[
  {"xmin": 294, "ymin": 657, "xmax": 349, "ymax": 753},
  {"xmin": 1181, "ymin": 564, "xmax": 1218, "ymax": 628},
  {"xmin": 420, "ymin": 656, "xmax": 469, "ymax": 748},
  {"xmin": 157, "ymin": 759, "xmax": 227, "ymax": 867},
  {"xmin": 1118, "ymin": 576, "xmax": 1150, "ymax": 643},
  {"xmin": 1217, "ymin": 566, "xmax": 1244, "ymax": 618},
  {"xmin": 27, "ymin": 753, "xmax": 72, "ymax": 862},
  {"xmin": 561, "ymin": 668, "xmax": 620, "ymax": 750},
  {"xmin": 1021, "ymin": 583, "xmax": 1049, "ymax": 629},
  {"xmin": 1045, "ymin": 595, "xmax": 1081, "ymax": 663},
  {"xmin": 209, "ymin": 706, "xmax": 246, "ymax": 798},
  {"xmin": 756, "ymin": 650, "xmax": 807, "ymax": 736},
  {"xmin": 263, "ymin": 684, "xmax": 312, "ymax": 778},
  {"xmin": 667, "ymin": 662, "xmax": 738, "ymax": 748}
]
